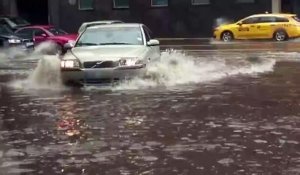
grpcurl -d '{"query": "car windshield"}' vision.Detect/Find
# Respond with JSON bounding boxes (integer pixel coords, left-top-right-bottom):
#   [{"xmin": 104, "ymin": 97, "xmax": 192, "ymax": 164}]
[
  {"xmin": 9, "ymin": 17, "xmax": 30, "ymax": 26},
  {"xmin": 76, "ymin": 26, "xmax": 143, "ymax": 46},
  {"xmin": 48, "ymin": 27, "xmax": 67, "ymax": 36},
  {"xmin": 0, "ymin": 25, "xmax": 13, "ymax": 35}
]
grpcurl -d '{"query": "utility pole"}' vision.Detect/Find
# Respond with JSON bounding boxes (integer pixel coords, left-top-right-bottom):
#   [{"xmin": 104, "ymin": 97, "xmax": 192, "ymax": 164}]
[{"xmin": 272, "ymin": 0, "xmax": 281, "ymax": 13}]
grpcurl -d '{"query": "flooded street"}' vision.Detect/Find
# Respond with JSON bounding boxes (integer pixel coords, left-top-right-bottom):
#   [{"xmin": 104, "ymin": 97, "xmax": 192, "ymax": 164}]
[{"xmin": 0, "ymin": 40, "xmax": 300, "ymax": 175}]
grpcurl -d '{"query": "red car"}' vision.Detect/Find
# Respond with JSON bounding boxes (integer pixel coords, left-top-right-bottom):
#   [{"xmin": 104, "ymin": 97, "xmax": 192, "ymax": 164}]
[{"xmin": 15, "ymin": 25, "xmax": 77, "ymax": 53}]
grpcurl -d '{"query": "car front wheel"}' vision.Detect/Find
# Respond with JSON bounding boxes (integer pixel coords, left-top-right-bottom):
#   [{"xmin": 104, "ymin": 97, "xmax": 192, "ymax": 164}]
[{"xmin": 221, "ymin": 31, "xmax": 234, "ymax": 42}]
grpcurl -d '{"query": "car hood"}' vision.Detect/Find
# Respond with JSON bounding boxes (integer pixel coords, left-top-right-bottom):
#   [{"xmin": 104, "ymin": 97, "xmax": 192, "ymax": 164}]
[
  {"xmin": 218, "ymin": 23, "xmax": 237, "ymax": 29},
  {"xmin": 14, "ymin": 33, "xmax": 33, "ymax": 40},
  {"xmin": 0, "ymin": 33, "xmax": 21, "ymax": 39},
  {"xmin": 49, "ymin": 34, "xmax": 77, "ymax": 41},
  {"xmin": 68, "ymin": 46, "xmax": 148, "ymax": 62}
]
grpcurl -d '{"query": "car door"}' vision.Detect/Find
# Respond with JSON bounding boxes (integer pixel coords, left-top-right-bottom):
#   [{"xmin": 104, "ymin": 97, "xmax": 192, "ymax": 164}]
[
  {"xmin": 33, "ymin": 28, "xmax": 49, "ymax": 44},
  {"xmin": 236, "ymin": 17, "xmax": 260, "ymax": 39},
  {"xmin": 254, "ymin": 16, "xmax": 275, "ymax": 39},
  {"xmin": 142, "ymin": 25, "xmax": 160, "ymax": 62}
]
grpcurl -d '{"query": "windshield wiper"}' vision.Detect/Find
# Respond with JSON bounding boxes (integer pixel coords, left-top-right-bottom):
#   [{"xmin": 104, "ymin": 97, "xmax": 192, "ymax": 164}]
[{"xmin": 99, "ymin": 42, "xmax": 133, "ymax": 45}]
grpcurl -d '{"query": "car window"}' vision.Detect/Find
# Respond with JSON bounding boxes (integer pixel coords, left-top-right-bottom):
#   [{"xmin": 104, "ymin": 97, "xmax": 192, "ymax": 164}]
[
  {"xmin": 0, "ymin": 19, "xmax": 7, "ymax": 25},
  {"xmin": 0, "ymin": 25, "xmax": 13, "ymax": 35},
  {"xmin": 292, "ymin": 16, "xmax": 300, "ymax": 22},
  {"xmin": 259, "ymin": 17, "xmax": 276, "ymax": 23},
  {"xmin": 142, "ymin": 26, "xmax": 151, "ymax": 41},
  {"xmin": 275, "ymin": 17, "xmax": 289, "ymax": 22},
  {"xmin": 34, "ymin": 29, "xmax": 47, "ymax": 37},
  {"xmin": 76, "ymin": 26, "xmax": 144, "ymax": 46},
  {"xmin": 0, "ymin": 19, "xmax": 13, "ymax": 34},
  {"xmin": 144, "ymin": 25, "xmax": 154, "ymax": 39},
  {"xmin": 242, "ymin": 17, "xmax": 259, "ymax": 24},
  {"xmin": 48, "ymin": 27, "xmax": 67, "ymax": 36},
  {"xmin": 8, "ymin": 17, "xmax": 30, "ymax": 26}
]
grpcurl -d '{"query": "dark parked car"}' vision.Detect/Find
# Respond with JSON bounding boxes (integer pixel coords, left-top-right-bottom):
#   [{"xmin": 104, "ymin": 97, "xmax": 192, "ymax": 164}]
[
  {"xmin": 0, "ymin": 24, "xmax": 34, "ymax": 52},
  {"xmin": 0, "ymin": 16, "xmax": 30, "ymax": 31}
]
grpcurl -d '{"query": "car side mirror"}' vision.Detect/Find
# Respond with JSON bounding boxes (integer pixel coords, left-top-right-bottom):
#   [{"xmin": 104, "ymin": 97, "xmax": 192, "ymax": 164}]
[
  {"xmin": 41, "ymin": 33, "xmax": 48, "ymax": 38},
  {"xmin": 147, "ymin": 39, "xmax": 160, "ymax": 46},
  {"xmin": 237, "ymin": 22, "xmax": 243, "ymax": 26},
  {"xmin": 63, "ymin": 41, "xmax": 75, "ymax": 51}
]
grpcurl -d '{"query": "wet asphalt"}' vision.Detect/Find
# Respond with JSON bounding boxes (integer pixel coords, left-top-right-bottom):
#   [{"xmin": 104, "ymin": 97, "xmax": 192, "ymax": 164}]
[{"xmin": 0, "ymin": 39, "xmax": 300, "ymax": 175}]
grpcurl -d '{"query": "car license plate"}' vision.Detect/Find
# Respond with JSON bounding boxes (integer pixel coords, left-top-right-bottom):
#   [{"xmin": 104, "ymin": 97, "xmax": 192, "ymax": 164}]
[
  {"xmin": 84, "ymin": 71, "xmax": 103, "ymax": 79},
  {"xmin": 25, "ymin": 42, "xmax": 34, "ymax": 47},
  {"xmin": 84, "ymin": 70, "xmax": 114, "ymax": 79}
]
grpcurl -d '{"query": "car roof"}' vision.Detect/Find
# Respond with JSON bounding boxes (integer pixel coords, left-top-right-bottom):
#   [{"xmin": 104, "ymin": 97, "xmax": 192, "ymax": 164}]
[
  {"xmin": 82, "ymin": 20, "xmax": 123, "ymax": 25},
  {"xmin": 88, "ymin": 23, "xmax": 142, "ymax": 29},
  {"xmin": 249, "ymin": 13, "xmax": 296, "ymax": 18},
  {"xmin": 79, "ymin": 20, "xmax": 124, "ymax": 32}
]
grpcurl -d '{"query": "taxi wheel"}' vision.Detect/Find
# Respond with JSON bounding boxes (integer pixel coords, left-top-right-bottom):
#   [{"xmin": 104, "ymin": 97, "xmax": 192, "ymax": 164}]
[
  {"xmin": 273, "ymin": 30, "xmax": 288, "ymax": 41},
  {"xmin": 221, "ymin": 31, "xmax": 234, "ymax": 42}
]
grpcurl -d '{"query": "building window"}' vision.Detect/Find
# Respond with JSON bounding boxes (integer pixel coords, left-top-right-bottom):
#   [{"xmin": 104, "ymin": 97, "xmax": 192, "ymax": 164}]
[
  {"xmin": 151, "ymin": 0, "xmax": 168, "ymax": 7},
  {"xmin": 113, "ymin": 0, "xmax": 129, "ymax": 8},
  {"xmin": 235, "ymin": 0, "xmax": 255, "ymax": 3},
  {"xmin": 79, "ymin": 0, "xmax": 94, "ymax": 10},
  {"xmin": 192, "ymin": 0, "xmax": 210, "ymax": 5}
]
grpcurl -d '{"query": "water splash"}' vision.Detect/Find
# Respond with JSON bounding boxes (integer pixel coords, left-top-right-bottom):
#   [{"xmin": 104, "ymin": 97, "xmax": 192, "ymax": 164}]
[
  {"xmin": 6, "ymin": 47, "xmax": 275, "ymax": 91},
  {"xmin": 9, "ymin": 55, "xmax": 64, "ymax": 90},
  {"xmin": 0, "ymin": 51, "xmax": 9, "ymax": 66},
  {"xmin": 114, "ymin": 50, "xmax": 275, "ymax": 90},
  {"xmin": 213, "ymin": 17, "xmax": 234, "ymax": 29},
  {"xmin": 33, "ymin": 41, "xmax": 59, "ymax": 55},
  {"xmin": 7, "ymin": 42, "xmax": 64, "ymax": 90},
  {"xmin": 29, "ymin": 56, "xmax": 63, "ymax": 88}
]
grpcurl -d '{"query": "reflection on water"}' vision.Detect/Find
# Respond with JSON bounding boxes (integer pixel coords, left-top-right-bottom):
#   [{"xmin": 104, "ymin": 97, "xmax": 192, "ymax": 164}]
[
  {"xmin": 56, "ymin": 100, "xmax": 89, "ymax": 142},
  {"xmin": 0, "ymin": 43, "xmax": 299, "ymax": 174}
]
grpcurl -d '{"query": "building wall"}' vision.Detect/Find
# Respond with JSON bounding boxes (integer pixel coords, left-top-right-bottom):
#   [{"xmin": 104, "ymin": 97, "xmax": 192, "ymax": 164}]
[
  {"xmin": 292, "ymin": 0, "xmax": 300, "ymax": 17},
  {"xmin": 51, "ymin": 0, "xmax": 273, "ymax": 37},
  {"xmin": 0, "ymin": 0, "xmax": 18, "ymax": 16},
  {"xmin": 2, "ymin": 0, "xmax": 296, "ymax": 37}
]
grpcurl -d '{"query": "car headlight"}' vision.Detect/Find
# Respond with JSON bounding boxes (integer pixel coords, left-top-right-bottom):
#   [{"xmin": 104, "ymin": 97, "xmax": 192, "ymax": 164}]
[
  {"xmin": 61, "ymin": 59, "xmax": 80, "ymax": 69},
  {"xmin": 119, "ymin": 58, "xmax": 144, "ymax": 67},
  {"xmin": 8, "ymin": 38, "xmax": 21, "ymax": 44},
  {"xmin": 67, "ymin": 40, "xmax": 75, "ymax": 47}
]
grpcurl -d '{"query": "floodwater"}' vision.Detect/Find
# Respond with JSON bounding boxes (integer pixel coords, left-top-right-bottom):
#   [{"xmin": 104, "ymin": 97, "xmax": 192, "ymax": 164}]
[{"xmin": 0, "ymin": 40, "xmax": 300, "ymax": 175}]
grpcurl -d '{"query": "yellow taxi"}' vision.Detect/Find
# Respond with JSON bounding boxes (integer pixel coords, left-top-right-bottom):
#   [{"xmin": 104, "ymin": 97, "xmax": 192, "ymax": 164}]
[{"xmin": 213, "ymin": 13, "xmax": 300, "ymax": 42}]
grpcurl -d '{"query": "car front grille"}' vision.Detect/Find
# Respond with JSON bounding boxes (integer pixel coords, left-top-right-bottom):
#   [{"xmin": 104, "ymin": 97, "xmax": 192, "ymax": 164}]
[{"xmin": 83, "ymin": 61, "xmax": 119, "ymax": 69}]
